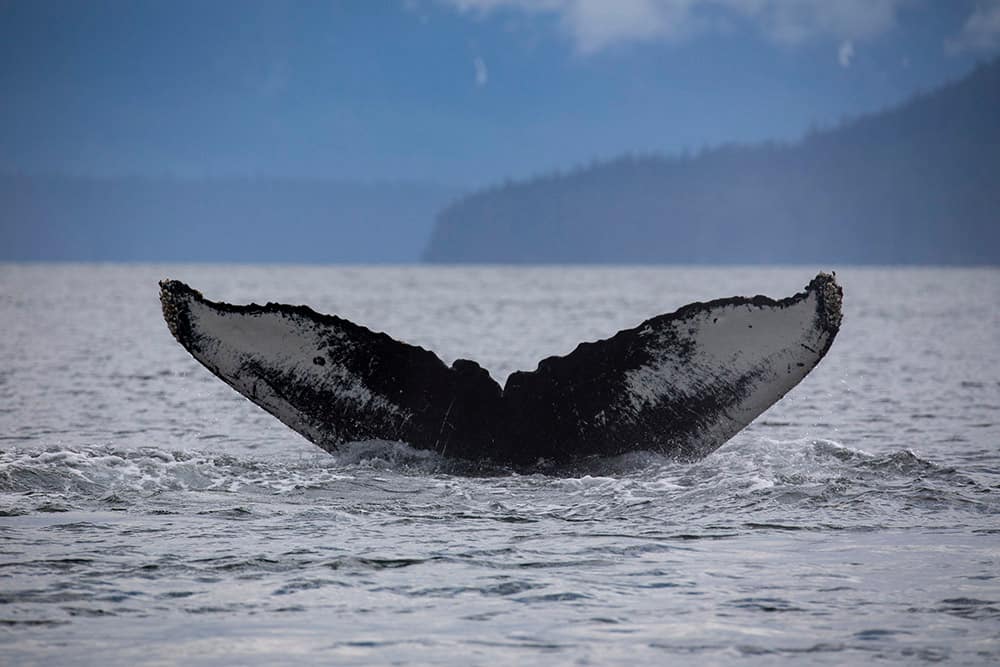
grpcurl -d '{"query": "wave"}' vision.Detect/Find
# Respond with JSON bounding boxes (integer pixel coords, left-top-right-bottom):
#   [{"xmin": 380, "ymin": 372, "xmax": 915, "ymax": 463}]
[
  {"xmin": 1, "ymin": 438, "xmax": 994, "ymax": 528},
  {"xmin": 0, "ymin": 446, "xmax": 357, "ymax": 496}
]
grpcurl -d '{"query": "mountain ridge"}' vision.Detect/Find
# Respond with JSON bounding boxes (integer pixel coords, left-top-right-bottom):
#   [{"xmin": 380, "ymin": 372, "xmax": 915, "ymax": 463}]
[{"xmin": 424, "ymin": 58, "xmax": 1000, "ymax": 265}]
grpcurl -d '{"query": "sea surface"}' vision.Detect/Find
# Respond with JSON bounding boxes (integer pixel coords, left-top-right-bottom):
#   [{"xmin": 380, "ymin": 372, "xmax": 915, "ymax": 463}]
[{"xmin": 1, "ymin": 264, "xmax": 998, "ymax": 665}]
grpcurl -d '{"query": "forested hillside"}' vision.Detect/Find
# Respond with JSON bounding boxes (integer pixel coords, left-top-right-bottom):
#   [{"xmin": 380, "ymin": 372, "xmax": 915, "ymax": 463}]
[{"xmin": 425, "ymin": 59, "xmax": 1000, "ymax": 265}]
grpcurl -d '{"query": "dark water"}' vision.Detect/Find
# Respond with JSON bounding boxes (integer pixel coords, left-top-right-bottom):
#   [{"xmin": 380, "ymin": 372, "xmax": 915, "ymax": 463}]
[{"xmin": 1, "ymin": 264, "xmax": 998, "ymax": 665}]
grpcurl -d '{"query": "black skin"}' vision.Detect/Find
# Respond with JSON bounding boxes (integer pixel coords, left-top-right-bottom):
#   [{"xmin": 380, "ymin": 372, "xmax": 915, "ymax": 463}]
[{"xmin": 160, "ymin": 274, "xmax": 841, "ymax": 466}]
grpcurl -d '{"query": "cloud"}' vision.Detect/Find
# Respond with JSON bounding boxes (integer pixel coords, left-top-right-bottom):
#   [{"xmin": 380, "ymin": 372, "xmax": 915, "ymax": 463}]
[
  {"xmin": 947, "ymin": 0, "xmax": 1000, "ymax": 53},
  {"xmin": 744, "ymin": 0, "xmax": 907, "ymax": 45},
  {"xmin": 473, "ymin": 56, "xmax": 489, "ymax": 86},
  {"xmin": 838, "ymin": 40, "xmax": 854, "ymax": 67},
  {"xmin": 444, "ymin": 0, "xmax": 703, "ymax": 53},
  {"xmin": 442, "ymin": 0, "xmax": 911, "ymax": 54}
]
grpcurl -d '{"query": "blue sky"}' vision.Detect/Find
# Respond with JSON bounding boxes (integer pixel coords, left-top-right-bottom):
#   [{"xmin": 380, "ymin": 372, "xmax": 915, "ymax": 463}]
[{"xmin": 2, "ymin": 0, "xmax": 998, "ymax": 187}]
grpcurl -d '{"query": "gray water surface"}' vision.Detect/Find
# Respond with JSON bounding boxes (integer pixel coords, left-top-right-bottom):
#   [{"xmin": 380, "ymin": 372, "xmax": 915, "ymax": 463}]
[{"xmin": 1, "ymin": 264, "xmax": 998, "ymax": 665}]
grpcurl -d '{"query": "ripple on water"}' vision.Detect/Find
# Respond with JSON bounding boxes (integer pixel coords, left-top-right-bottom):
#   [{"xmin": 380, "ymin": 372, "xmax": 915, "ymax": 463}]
[{"xmin": 2, "ymin": 265, "xmax": 999, "ymax": 665}]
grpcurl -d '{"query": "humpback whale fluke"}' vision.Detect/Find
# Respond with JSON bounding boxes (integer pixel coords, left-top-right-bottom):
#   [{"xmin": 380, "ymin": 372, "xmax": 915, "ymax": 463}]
[{"xmin": 159, "ymin": 274, "xmax": 842, "ymax": 465}]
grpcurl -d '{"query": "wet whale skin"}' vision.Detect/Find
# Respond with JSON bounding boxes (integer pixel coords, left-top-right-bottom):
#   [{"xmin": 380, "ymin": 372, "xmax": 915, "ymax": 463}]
[{"xmin": 159, "ymin": 273, "xmax": 842, "ymax": 465}]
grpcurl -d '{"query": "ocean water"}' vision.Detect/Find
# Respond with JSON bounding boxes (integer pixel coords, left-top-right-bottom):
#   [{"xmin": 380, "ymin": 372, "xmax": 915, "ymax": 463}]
[{"xmin": 1, "ymin": 263, "xmax": 998, "ymax": 665}]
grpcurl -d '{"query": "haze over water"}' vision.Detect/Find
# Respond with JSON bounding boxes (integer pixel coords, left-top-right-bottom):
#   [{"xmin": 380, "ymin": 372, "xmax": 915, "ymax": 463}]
[{"xmin": 1, "ymin": 264, "xmax": 998, "ymax": 665}]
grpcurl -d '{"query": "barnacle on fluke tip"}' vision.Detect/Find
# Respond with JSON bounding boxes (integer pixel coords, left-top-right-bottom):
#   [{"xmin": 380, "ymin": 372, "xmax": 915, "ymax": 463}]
[{"xmin": 160, "ymin": 273, "xmax": 842, "ymax": 466}]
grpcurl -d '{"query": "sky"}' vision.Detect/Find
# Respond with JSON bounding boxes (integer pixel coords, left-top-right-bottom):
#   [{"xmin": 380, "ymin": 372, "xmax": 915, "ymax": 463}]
[{"xmin": 2, "ymin": 0, "xmax": 999, "ymax": 188}]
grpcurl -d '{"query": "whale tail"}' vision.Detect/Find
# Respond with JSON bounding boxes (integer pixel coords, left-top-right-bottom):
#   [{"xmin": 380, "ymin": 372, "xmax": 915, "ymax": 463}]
[{"xmin": 160, "ymin": 273, "xmax": 841, "ymax": 465}]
